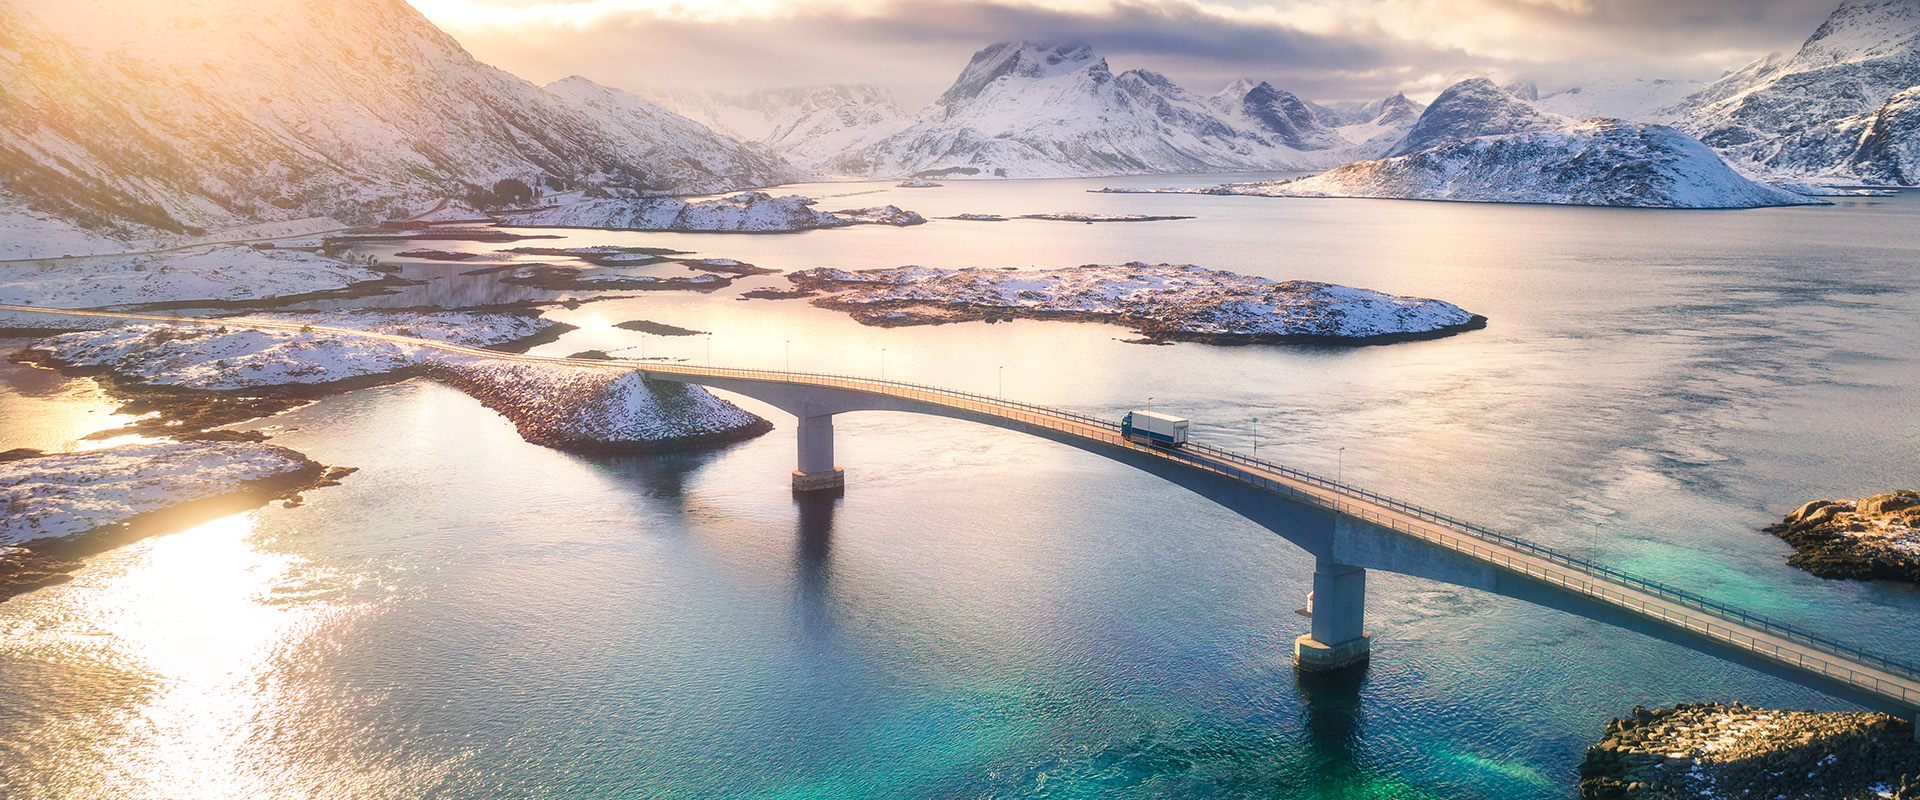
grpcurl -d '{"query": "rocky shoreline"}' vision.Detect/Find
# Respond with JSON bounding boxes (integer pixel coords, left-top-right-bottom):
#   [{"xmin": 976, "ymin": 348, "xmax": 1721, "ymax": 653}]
[
  {"xmin": 1579, "ymin": 702, "xmax": 1919, "ymax": 799},
  {"xmin": 1766, "ymin": 493, "xmax": 1920, "ymax": 583}
]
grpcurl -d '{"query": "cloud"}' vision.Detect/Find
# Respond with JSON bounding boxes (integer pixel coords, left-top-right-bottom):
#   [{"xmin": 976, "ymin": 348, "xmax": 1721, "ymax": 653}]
[{"xmin": 408, "ymin": 0, "xmax": 1844, "ymax": 107}]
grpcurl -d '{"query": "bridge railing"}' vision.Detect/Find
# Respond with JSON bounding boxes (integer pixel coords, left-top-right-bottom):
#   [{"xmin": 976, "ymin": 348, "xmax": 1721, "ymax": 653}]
[
  {"xmin": 639, "ymin": 364, "xmax": 1920, "ymax": 700},
  {"xmin": 1172, "ymin": 441, "xmax": 1920, "ymax": 689},
  {"xmin": 12, "ymin": 309, "xmax": 1910, "ymax": 704}
]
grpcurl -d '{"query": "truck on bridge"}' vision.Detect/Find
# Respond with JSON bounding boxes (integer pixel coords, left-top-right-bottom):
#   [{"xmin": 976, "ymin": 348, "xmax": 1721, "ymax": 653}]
[{"xmin": 1122, "ymin": 411, "xmax": 1190, "ymax": 448}]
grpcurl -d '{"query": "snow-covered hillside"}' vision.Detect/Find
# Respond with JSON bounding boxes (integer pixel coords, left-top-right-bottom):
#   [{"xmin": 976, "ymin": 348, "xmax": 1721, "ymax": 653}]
[
  {"xmin": 1387, "ymin": 78, "xmax": 1569, "ymax": 157},
  {"xmin": 1536, "ymin": 79, "xmax": 1704, "ymax": 122},
  {"xmin": 1317, "ymin": 94, "xmax": 1428, "ymax": 156},
  {"xmin": 0, "ymin": 0, "xmax": 792, "ymax": 237},
  {"xmin": 1670, "ymin": 0, "xmax": 1920, "ymax": 182},
  {"xmin": 835, "ymin": 42, "xmax": 1363, "ymax": 178},
  {"xmin": 648, "ymin": 85, "xmax": 912, "ymax": 173},
  {"xmin": 1227, "ymin": 119, "xmax": 1823, "ymax": 208},
  {"xmin": 544, "ymin": 77, "xmax": 802, "ymax": 189}
]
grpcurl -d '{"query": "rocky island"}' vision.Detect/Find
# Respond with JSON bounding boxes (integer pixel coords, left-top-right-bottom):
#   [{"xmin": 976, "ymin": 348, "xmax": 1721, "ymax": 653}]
[
  {"xmin": 11, "ymin": 311, "xmax": 772, "ymax": 452},
  {"xmin": 0, "ymin": 441, "xmax": 345, "ymax": 601},
  {"xmin": 1110, "ymin": 120, "xmax": 1827, "ymax": 209},
  {"xmin": 1578, "ymin": 702, "xmax": 1918, "ymax": 800},
  {"xmin": 786, "ymin": 262, "xmax": 1485, "ymax": 344},
  {"xmin": 500, "ymin": 191, "xmax": 925, "ymax": 232},
  {"xmin": 1766, "ymin": 492, "xmax": 1920, "ymax": 582}
]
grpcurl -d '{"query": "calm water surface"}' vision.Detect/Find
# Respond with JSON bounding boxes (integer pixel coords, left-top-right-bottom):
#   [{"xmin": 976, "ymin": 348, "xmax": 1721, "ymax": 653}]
[{"xmin": 1, "ymin": 177, "xmax": 1917, "ymax": 798}]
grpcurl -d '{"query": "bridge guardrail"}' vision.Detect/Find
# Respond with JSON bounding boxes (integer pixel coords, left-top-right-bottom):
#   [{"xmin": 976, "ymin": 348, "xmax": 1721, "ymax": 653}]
[
  {"xmin": 9, "ymin": 308, "xmax": 1916, "ymax": 704},
  {"xmin": 648, "ymin": 364, "xmax": 1920, "ymax": 697}
]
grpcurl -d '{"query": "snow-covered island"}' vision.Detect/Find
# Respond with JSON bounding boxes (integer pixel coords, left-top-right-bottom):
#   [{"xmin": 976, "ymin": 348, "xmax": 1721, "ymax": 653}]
[
  {"xmin": 1111, "ymin": 120, "xmax": 1825, "ymax": 209},
  {"xmin": 896, "ymin": 177, "xmax": 942, "ymax": 188},
  {"xmin": 1121, "ymin": 120, "xmax": 1826, "ymax": 209},
  {"xmin": 787, "ymin": 263, "xmax": 1485, "ymax": 344},
  {"xmin": 0, "ymin": 245, "xmax": 399, "ymax": 310},
  {"xmin": 430, "ymin": 363, "xmax": 773, "ymax": 453},
  {"xmin": 13, "ymin": 311, "xmax": 772, "ymax": 452},
  {"xmin": 500, "ymin": 192, "xmax": 925, "ymax": 232},
  {"xmin": 0, "ymin": 441, "xmax": 336, "ymax": 600}
]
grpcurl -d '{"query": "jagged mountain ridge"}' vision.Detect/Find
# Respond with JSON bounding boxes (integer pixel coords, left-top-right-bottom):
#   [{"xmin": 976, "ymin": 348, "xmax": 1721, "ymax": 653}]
[
  {"xmin": 1258, "ymin": 119, "xmax": 1822, "ymax": 209},
  {"xmin": 0, "ymin": 0, "xmax": 796, "ymax": 234},
  {"xmin": 1387, "ymin": 78, "xmax": 1569, "ymax": 157},
  {"xmin": 1669, "ymin": 0, "xmax": 1920, "ymax": 182},
  {"xmin": 834, "ymin": 42, "xmax": 1368, "ymax": 179}
]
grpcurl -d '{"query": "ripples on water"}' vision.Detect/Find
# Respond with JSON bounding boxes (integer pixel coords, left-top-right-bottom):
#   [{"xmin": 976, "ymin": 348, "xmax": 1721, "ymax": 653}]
[{"xmin": 1, "ymin": 179, "xmax": 1917, "ymax": 798}]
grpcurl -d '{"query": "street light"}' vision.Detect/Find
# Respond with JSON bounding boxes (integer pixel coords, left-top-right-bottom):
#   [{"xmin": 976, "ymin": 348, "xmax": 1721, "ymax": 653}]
[
  {"xmin": 881, "ymin": 347, "xmax": 887, "ymax": 380},
  {"xmin": 998, "ymin": 365, "xmax": 1004, "ymax": 397},
  {"xmin": 785, "ymin": 339, "xmax": 791, "ymax": 371},
  {"xmin": 706, "ymin": 333, "xmax": 712, "ymax": 366},
  {"xmin": 1338, "ymin": 446, "xmax": 1347, "ymax": 483}
]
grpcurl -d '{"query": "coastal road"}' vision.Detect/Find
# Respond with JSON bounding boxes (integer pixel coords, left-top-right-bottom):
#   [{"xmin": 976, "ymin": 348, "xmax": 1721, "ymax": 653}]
[{"xmin": 6, "ymin": 303, "xmax": 1918, "ymax": 727}]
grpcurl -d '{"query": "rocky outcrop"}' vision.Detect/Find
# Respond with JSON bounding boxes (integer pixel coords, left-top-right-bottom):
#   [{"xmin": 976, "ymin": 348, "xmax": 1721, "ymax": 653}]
[
  {"xmin": 500, "ymin": 193, "xmax": 924, "ymax": 232},
  {"xmin": 788, "ymin": 263, "xmax": 1486, "ymax": 345},
  {"xmin": 1766, "ymin": 492, "xmax": 1920, "ymax": 582},
  {"xmin": 426, "ymin": 362, "xmax": 771, "ymax": 453},
  {"xmin": 1579, "ymin": 702, "xmax": 1919, "ymax": 800}
]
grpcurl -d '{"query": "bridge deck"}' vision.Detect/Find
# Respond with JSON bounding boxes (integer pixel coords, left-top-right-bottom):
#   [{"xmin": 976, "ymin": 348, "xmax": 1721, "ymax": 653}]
[{"xmin": 7, "ymin": 305, "xmax": 1918, "ymax": 716}]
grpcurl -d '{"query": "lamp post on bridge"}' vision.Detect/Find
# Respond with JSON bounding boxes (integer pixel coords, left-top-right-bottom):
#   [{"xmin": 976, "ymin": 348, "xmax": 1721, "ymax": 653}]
[
  {"xmin": 881, "ymin": 348, "xmax": 887, "ymax": 380},
  {"xmin": 998, "ymin": 365, "xmax": 1004, "ymax": 398},
  {"xmin": 706, "ymin": 333, "xmax": 712, "ymax": 366},
  {"xmin": 1338, "ymin": 446, "xmax": 1347, "ymax": 483},
  {"xmin": 785, "ymin": 339, "xmax": 791, "ymax": 371}
]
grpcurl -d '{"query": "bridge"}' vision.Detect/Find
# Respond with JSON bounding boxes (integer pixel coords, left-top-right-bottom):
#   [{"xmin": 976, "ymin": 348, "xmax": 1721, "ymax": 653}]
[{"xmin": 7, "ymin": 304, "xmax": 1919, "ymax": 735}]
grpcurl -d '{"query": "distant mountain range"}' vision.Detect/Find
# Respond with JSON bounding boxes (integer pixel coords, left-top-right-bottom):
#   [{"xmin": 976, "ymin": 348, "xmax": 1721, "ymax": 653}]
[
  {"xmin": 0, "ymin": 0, "xmax": 801, "ymax": 235},
  {"xmin": 2, "ymin": 0, "xmax": 1913, "ymax": 240}
]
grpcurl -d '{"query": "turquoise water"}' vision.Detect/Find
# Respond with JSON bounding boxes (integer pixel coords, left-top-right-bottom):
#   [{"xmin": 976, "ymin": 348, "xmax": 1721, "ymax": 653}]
[{"xmin": 1, "ymin": 179, "xmax": 1917, "ymax": 798}]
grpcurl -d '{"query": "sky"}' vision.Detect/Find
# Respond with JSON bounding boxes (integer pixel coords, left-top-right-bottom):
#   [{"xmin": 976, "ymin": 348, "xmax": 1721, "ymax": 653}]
[{"xmin": 403, "ymin": 0, "xmax": 1845, "ymax": 106}]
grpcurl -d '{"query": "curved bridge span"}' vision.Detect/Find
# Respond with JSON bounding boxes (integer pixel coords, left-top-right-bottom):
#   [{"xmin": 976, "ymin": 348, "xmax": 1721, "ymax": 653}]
[{"xmin": 9, "ymin": 305, "xmax": 1919, "ymax": 730}]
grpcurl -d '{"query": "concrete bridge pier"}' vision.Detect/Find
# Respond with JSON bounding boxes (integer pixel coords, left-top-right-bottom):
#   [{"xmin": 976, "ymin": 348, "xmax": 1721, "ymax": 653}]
[
  {"xmin": 1295, "ymin": 560, "xmax": 1371, "ymax": 672},
  {"xmin": 792, "ymin": 413, "xmax": 846, "ymax": 492}
]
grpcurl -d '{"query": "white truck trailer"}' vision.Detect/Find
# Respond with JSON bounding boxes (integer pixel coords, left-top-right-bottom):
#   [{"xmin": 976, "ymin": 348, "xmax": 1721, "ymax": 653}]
[{"xmin": 1122, "ymin": 411, "xmax": 1190, "ymax": 447}]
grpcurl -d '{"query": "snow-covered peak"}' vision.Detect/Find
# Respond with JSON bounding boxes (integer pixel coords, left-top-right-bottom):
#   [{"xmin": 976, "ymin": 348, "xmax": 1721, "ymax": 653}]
[
  {"xmin": 937, "ymin": 42, "xmax": 1105, "ymax": 107},
  {"xmin": 1240, "ymin": 118, "xmax": 1824, "ymax": 208},
  {"xmin": 1386, "ymin": 77, "xmax": 1567, "ymax": 157},
  {"xmin": 1537, "ymin": 79, "xmax": 1704, "ymax": 123},
  {"xmin": 646, "ymin": 84, "xmax": 903, "ymax": 143},
  {"xmin": 1791, "ymin": 0, "xmax": 1920, "ymax": 69},
  {"xmin": 1667, "ymin": 0, "xmax": 1920, "ymax": 182},
  {"xmin": 1215, "ymin": 78, "xmax": 1263, "ymax": 102}
]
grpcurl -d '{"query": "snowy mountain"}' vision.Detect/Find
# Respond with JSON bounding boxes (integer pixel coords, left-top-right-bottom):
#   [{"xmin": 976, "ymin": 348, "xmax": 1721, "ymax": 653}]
[
  {"xmin": 1249, "ymin": 119, "xmax": 1821, "ymax": 208},
  {"xmin": 834, "ymin": 42, "xmax": 1361, "ymax": 179},
  {"xmin": 1313, "ymin": 93, "xmax": 1428, "ymax": 156},
  {"xmin": 1536, "ymin": 79, "xmax": 1705, "ymax": 122},
  {"xmin": 1386, "ymin": 78, "xmax": 1570, "ymax": 157},
  {"xmin": 0, "ymin": 0, "xmax": 793, "ymax": 236},
  {"xmin": 543, "ymin": 77, "xmax": 801, "ymax": 189},
  {"xmin": 1670, "ymin": 0, "xmax": 1920, "ymax": 182},
  {"xmin": 1206, "ymin": 79, "xmax": 1352, "ymax": 153},
  {"xmin": 646, "ymin": 85, "xmax": 910, "ymax": 173}
]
